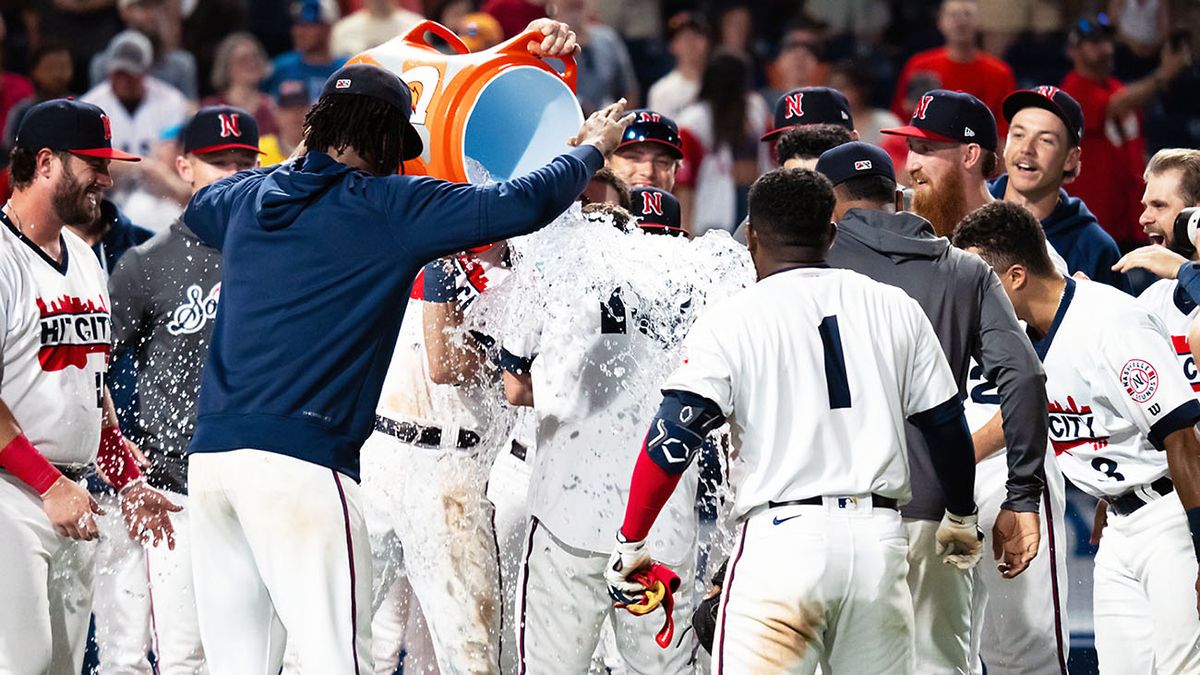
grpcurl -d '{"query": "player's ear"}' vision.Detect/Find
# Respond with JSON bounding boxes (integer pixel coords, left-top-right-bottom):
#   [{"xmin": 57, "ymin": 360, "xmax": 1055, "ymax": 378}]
[
  {"xmin": 1005, "ymin": 264, "xmax": 1027, "ymax": 291},
  {"xmin": 825, "ymin": 221, "xmax": 838, "ymax": 248},
  {"xmin": 175, "ymin": 155, "xmax": 192, "ymax": 184},
  {"xmin": 1063, "ymin": 146, "xmax": 1081, "ymax": 184}
]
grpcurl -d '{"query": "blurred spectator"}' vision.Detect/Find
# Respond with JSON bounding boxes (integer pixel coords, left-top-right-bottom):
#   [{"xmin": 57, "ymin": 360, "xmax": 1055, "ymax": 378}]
[
  {"xmin": 676, "ymin": 51, "xmax": 771, "ymax": 235},
  {"xmin": 25, "ymin": 0, "xmax": 123, "ymax": 93},
  {"xmin": 81, "ymin": 30, "xmax": 190, "ymax": 159},
  {"xmin": 259, "ymin": 79, "xmax": 310, "ymax": 165},
  {"xmin": 547, "ymin": 0, "xmax": 638, "ymax": 115},
  {"xmin": 263, "ymin": 0, "xmax": 348, "ymax": 102},
  {"xmin": 3, "ymin": 43, "xmax": 74, "ymax": 153},
  {"xmin": 890, "ymin": 0, "xmax": 1015, "ymax": 133},
  {"xmin": 827, "ymin": 59, "xmax": 901, "ymax": 145},
  {"xmin": 1110, "ymin": 0, "xmax": 1168, "ymax": 60},
  {"xmin": 646, "ymin": 12, "xmax": 710, "ymax": 121},
  {"xmin": 480, "ymin": 0, "xmax": 546, "ymax": 39},
  {"xmin": 595, "ymin": 0, "xmax": 659, "ymax": 43},
  {"xmin": 181, "ymin": 0, "xmax": 248, "ymax": 99},
  {"xmin": 805, "ymin": 0, "xmax": 890, "ymax": 44},
  {"xmin": 761, "ymin": 17, "xmax": 827, "ymax": 109},
  {"xmin": 331, "ymin": 0, "xmax": 423, "ymax": 56},
  {"xmin": 435, "ymin": 0, "xmax": 474, "ymax": 30},
  {"xmin": 456, "ymin": 13, "xmax": 504, "ymax": 52},
  {"xmin": 90, "ymin": 0, "xmax": 198, "ymax": 99},
  {"xmin": 202, "ymin": 33, "xmax": 280, "ymax": 136},
  {"xmin": 1060, "ymin": 13, "xmax": 1191, "ymax": 249},
  {"xmin": 978, "ymin": 0, "xmax": 1061, "ymax": 56},
  {"xmin": 0, "ymin": 15, "xmax": 34, "ymax": 146}
]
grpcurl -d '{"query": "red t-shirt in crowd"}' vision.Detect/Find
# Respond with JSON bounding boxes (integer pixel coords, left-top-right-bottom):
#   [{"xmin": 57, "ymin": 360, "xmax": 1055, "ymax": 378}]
[
  {"xmin": 890, "ymin": 47, "xmax": 1015, "ymax": 134},
  {"xmin": 0, "ymin": 73, "xmax": 34, "ymax": 140},
  {"xmin": 1060, "ymin": 70, "xmax": 1147, "ymax": 247}
]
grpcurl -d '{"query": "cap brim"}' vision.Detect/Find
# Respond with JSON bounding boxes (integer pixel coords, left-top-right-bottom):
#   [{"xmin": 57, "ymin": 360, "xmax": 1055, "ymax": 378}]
[
  {"xmin": 637, "ymin": 223, "xmax": 689, "ymax": 237},
  {"xmin": 72, "ymin": 147, "xmax": 142, "ymax": 162},
  {"xmin": 760, "ymin": 126, "xmax": 788, "ymax": 142},
  {"xmin": 879, "ymin": 125, "xmax": 961, "ymax": 144},
  {"xmin": 616, "ymin": 137, "xmax": 683, "ymax": 159},
  {"xmin": 402, "ymin": 122, "xmax": 423, "ymax": 161},
  {"xmin": 190, "ymin": 143, "xmax": 267, "ymax": 155},
  {"xmin": 1001, "ymin": 92, "xmax": 1080, "ymax": 144}
]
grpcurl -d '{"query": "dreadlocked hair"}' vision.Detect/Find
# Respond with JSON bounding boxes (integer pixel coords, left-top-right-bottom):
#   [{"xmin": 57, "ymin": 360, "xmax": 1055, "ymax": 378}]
[{"xmin": 303, "ymin": 95, "xmax": 406, "ymax": 175}]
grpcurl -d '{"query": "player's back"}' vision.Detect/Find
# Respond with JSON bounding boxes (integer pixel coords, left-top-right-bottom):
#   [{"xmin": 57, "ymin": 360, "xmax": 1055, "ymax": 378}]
[{"xmin": 672, "ymin": 266, "xmax": 954, "ymax": 520}]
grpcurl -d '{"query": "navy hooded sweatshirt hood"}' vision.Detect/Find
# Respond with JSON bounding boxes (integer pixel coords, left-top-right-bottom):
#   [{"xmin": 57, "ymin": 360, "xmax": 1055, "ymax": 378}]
[
  {"xmin": 989, "ymin": 175, "xmax": 1130, "ymax": 293},
  {"xmin": 183, "ymin": 146, "xmax": 602, "ymax": 480}
]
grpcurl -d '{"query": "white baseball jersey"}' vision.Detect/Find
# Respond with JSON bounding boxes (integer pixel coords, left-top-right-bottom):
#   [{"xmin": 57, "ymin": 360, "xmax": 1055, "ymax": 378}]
[
  {"xmin": 0, "ymin": 212, "xmax": 111, "ymax": 465},
  {"xmin": 1138, "ymin": 278, "xmax": 1200, "ymax": 396},
  {"xmin": 1038, "ymin": 278, "xmax": 1200, "ymax": 498},
  {"xmin": 503, "ymin": 279, "xmax": 699, "ymax": 564},
  {"xmin": 662, "ymin": 267, "xmax": 959, "ymax": 521}
]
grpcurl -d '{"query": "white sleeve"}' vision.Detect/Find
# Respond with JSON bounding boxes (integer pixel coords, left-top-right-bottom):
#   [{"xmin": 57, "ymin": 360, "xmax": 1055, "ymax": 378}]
[
  {"xmin": 901, "ymin": 297, "xmax": 959, "ymax": 416},
  {"xmin": 662, "ymin": 308, "xmax": 736, "ymax": 416},
  {"xmin": 1099, "ymin": 313, "xmax": 1200, "ymax": 444}
]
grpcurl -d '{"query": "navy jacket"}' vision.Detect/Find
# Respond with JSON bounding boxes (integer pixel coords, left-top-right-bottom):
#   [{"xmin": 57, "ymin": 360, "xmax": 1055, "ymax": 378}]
[
  {"xmin": 990, "ymin": 175, "xmax": 1130, "ymax": 293},
  {"xmin": 184, "ymin": 146, "xmax": 603, "ymax": 480}
]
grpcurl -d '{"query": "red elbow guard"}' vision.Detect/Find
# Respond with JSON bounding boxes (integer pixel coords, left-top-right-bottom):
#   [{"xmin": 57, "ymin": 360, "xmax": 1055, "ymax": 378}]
[
  {"xmin": 96, "ymin": 426, "xmax": 141, "ymax": 492},
  {"xmin": 0, "ymin": 433, "xmax": 62, "ymax": 495}
]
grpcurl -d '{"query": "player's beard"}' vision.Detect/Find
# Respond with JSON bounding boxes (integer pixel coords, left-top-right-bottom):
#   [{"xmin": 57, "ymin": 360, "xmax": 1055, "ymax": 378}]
[
  {"xmin": 52, "ymin": 161, "xmax": 102, "ymax": 227},
  {"xmin": 911, "ymin": 168, "xmax": 969, "ymax": 238}
]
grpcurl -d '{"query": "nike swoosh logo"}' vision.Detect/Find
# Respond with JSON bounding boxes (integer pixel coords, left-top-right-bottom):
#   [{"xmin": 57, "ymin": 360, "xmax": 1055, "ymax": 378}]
[{"xmin": 772, "ymin": 514, "xmax": 803, "ymax": 526}]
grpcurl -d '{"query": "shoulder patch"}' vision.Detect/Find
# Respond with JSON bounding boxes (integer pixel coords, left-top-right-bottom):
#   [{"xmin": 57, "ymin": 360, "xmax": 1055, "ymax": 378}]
[{"xmin": 1121, "ymin": 359, "xmax": 1159, "ymax": 403}]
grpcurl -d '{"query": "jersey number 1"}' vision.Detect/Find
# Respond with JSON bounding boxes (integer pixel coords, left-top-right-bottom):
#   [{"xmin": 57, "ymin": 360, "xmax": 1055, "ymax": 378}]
[{"xmin": 819, "ymin": 316, "xmax": 851, "ymax": 409}]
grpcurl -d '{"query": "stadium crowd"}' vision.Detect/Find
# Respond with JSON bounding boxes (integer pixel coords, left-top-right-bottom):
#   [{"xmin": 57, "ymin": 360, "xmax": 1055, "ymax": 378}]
[{"xmin": 3, "ymin": 0, "xmax": 1200, "ymax": 674}]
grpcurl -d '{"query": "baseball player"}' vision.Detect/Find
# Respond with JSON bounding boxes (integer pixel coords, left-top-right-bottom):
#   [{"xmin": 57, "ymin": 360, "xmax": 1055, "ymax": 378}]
[
  {"xmin": 501, "ymin": 190, "xmax": 710, "ymax": 674},
  {"xmin": 0, "ymin": 99, "xmax": 178, "ymax": 674},
  {"xmin": 1112, "ymin": 150, "xmax": 1200, "ymax": 376},
  {"xmin": 629, "ymin": 186, "xmax": 686, "ymax": 237},
  {"xmin": 953, "ymin": 201, "xmax": 1200, "ymax": 673},
  {"xmin": 606, "ymin": 168, "xmax": 983, "ymax": 673},
  {"xmin": 606, "ymin": 109, "xmax": 684, "ymax": 192},
  {"xmin": 760, "ymin": 86, "xmax": 857, "ymax": 161},
  {"xmin": 107, "ymin": 105, "xmax": 265, "ymax": 673},
  {"xmin": 181, "ymin": 37, "xmax": 632, "ymax": 671},
  {"xmin": 360, "ymin": 245, "xmax": 514, "ymax": 674},
  {"xmin": 813, "ymin": 141, "xmax": 1054, "ymax": 675}
]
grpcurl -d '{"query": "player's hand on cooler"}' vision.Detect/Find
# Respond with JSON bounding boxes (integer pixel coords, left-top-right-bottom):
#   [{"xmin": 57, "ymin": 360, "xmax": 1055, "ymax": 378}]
[
  {"xmin": 1112, "ymin": 245, "xmax": 1188, "ymax": 279},
  {"xmin": 524, "ymin": 19, "xmax": 579, "ymax": 57},
  {"xmin": 992, "ymin": 508, "xmax": 1040, "ymax": 578},
  {"xmin": 935, "ymin": 510, "xmax": 984, "ymax": 569},
  {"xmin": 1090, "ymin": 498, "xmax": 1108, "ymax": 546},
  {"xmin": 569, "ymin": 100, "xmax": 634, "ymax": 156},
  {"xmin": 119, "ymin": 480, "xmax": 182, "ymax": 549},
  {"xmin": 40, "ymin": 476, "xmax": 103, "ymax": 541},
  {"xmin": 605, "ymin": 531, "xmax": 653, "ymax": 604}
]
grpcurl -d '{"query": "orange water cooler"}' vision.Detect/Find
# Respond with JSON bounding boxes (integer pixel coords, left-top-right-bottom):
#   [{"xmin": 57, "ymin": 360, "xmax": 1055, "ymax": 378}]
[{"xmin": 350, "ymin": 21, "xmax": 584, "ymax": 184}]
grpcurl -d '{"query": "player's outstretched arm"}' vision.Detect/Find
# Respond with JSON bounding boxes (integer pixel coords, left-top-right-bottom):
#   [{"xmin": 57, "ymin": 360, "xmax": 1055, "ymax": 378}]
[{"xmin": 422, "ymin": 259, "xmax": 491, "ymax": 386}]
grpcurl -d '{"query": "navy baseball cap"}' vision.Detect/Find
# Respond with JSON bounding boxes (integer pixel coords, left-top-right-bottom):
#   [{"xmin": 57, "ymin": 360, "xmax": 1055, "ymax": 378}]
[
  {"xmin": 617, "ymin": 109, "xmax": 684, "ymax": 160},
  {"xmin": 183, "ymin": 106, "xmax": 264, "ymax": 155},
  {"xmin": 761, "ymin": 87, "xmax": 854, "ymax": 142},
  {"xmin": 630, "ymin": 187, "xmax": 686, "ymax": 236},
  {"xmin": 15, "ymin": 98, "xmax": 140, "ymax": 161},
  {"xmin": 320, "ymin": 64, "xmax": 423, "ymax": 161},
  {"xmin": 1002, "ymin": 85, "xmax": 1084, "ymax": 146},
  {"xmin": 881, "ymin": 89, "xmax": 997, "ymax": 151},
  {"xmin": 815, "ymin": 141, "xmax": 895, "ymax": 186}
]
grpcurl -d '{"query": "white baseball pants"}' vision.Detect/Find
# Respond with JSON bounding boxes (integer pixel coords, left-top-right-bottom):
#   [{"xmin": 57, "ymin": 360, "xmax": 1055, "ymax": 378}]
[
  {"xmin": 189, "ymin": 449, "xmax": 373, "ymax": 675},
  {"xmin": 713, "ymin": 498, "xmax": 914, "ymax": 674},
  {"xmin": 517, "ymin": 518, "xmax": 697, "ymax": 675},
  {"xmin": 1093, "ymin": 490, "xmax": 1200, "ymax": 674},
  {"xmin": 487, "ymin": 442, "xmax": 535, "ymax": 675},
  {"xmin": 969, "ymin": 451, "xmax": 1070, "ymax": 675},
  {"xmin": 145, "ymin": 491, "xmax": 207, "ymax": 674},
  {"xmin": 93, "ymin": 490, "xmax": 153, "ymax": 674},
  {"xmin": 360, "ymin": 430, "xmax": 503, "ymax": 674},
  {"xmin": 906, "ymin": 517, "xmax": 973, "ymax": 674},
  {"xmin": 0, "ymin": 471, "xmax": 98, "ymax": 674}
]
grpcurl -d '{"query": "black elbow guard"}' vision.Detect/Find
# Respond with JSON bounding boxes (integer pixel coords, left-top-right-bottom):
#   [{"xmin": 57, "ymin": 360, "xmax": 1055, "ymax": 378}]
[{"xmin": 645, "ymin": 390, "xmax": 726, "ymax": 475}]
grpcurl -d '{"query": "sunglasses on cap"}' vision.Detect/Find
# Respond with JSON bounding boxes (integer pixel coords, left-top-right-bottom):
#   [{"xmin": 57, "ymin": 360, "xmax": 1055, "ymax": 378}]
[
  {"xmin": 1072, "ymin": 13, "xmax": 1114, "ymax": 42},
  {"xmin": 619, "ymin": 123, "xmax": 683, "ymax": 159}
]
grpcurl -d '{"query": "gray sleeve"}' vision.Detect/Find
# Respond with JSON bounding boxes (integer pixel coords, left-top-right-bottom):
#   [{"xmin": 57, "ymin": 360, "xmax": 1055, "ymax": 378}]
[{"xmin": 976, "ymin": 269, "xmax": 1048, "ymax": 513}]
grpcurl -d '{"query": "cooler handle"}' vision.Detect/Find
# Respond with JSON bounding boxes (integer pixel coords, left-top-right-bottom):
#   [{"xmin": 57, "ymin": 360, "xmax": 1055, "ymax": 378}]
[
  {"xmin": 402, "ymin": 20, "xmax": 471, "ymax": 55},
  {"xmin": 497, "ymin": 29, "xmax": 579, "ymax": 92}
]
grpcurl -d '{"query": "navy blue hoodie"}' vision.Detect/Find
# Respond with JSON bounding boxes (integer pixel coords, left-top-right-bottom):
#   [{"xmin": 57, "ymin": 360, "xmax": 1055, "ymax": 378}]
[
  {"xmin": 989, "ymin": 175, "xmax": 1130, "ymax": 293},
  {"xmin": 184, "ymin": 146, "xmax": 603, "ymax": 480}
]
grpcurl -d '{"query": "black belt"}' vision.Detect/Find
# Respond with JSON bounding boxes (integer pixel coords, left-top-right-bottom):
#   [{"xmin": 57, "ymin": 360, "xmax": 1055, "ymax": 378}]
[
  {"xmin": 1105, "ymin": 476, "xmax": 1174, "ymax": 517},
  {"xmin": 374, "ymin": 415, "xmax": 480, "ymax": 450},
  {"xmin": 54, "ymin": 464, "xmax": 94, "ymax": 482},
  {"xmin": 768, "ymin": 494, "xmax": 899, "ymax": 511}
]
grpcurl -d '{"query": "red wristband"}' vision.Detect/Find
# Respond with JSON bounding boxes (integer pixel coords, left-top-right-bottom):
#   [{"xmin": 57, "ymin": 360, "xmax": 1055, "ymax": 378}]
[
  {"xmin": 96, "ymin": 426, "xmax": 141, "ymax": 492},
  {"xmin": 0, "ymin": 433, "xmax": 62, "ymax": 495}
]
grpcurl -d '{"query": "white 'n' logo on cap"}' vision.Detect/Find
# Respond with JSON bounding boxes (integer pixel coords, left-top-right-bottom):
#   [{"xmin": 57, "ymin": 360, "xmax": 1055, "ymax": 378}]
[
  {"xmin": 854, "ymin": 160, "xmax": 872, "ymax": 170},
  {"xmin": 785, "ymin": 92, "xmax": 804, "ymax": 119},
  {"xmin": 913, "ymin": 95, "xmax": 934, "ymax": 120},
  {"xmin": 218, "ymin": 113, "xmax": 241, "ymax": 138},
  {"xmin": 641, "ymin": 190, "xmax": 664, "ymax": 216},
  {"xmin": 335, "ymin": 79, "xmax": 351, "ymax": 89}
]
